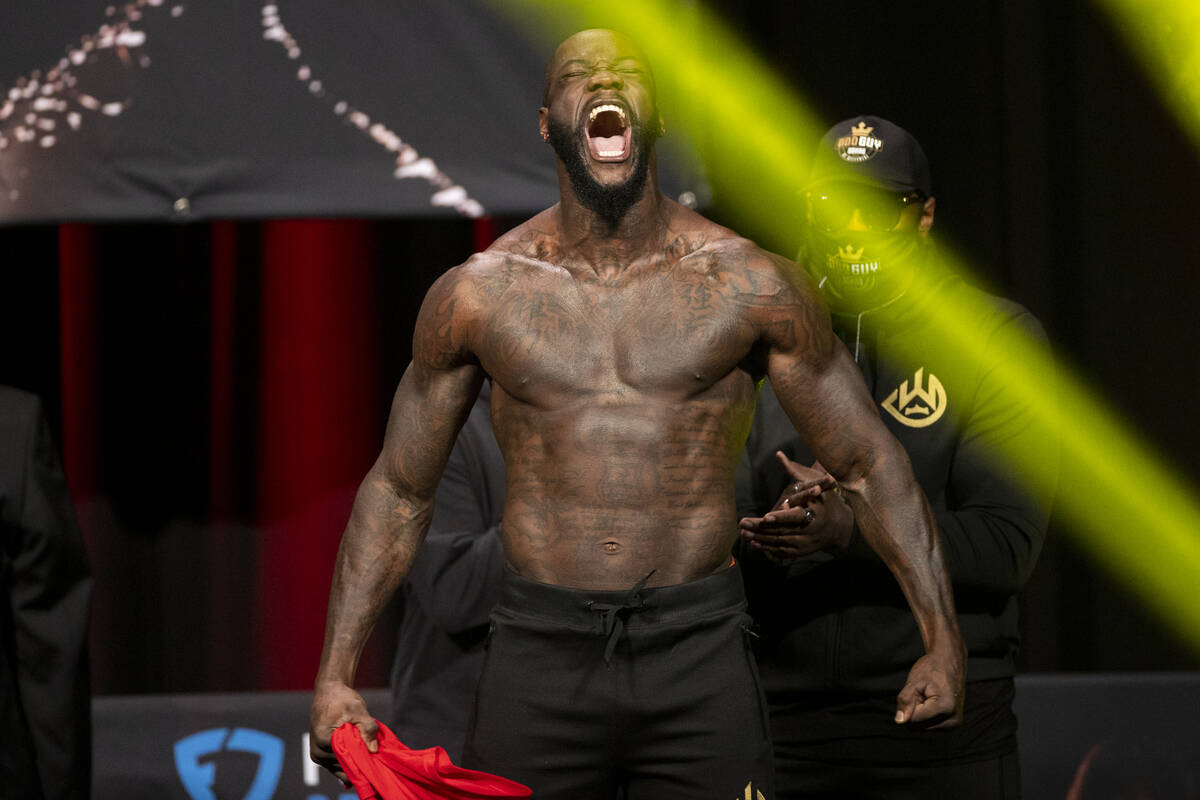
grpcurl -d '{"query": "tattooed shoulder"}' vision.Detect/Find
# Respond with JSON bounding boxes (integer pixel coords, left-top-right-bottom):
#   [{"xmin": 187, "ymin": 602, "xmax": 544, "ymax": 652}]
[
  {"xmin": 456, "ymin": 251, "xmax": 529, "ymax": 300},
  {"xmin": 490, "ymin": 211, "xmax": 561, "ymax": 263},
  {"xmin": 413, "ymin": 254, "xmax": 515, "ymax": 369},
  {"xmin": 700, "ymin": 239, "xmax": 832, "ymax": 358},
  {"xmin": 664, "ymin": 232, "xmax": 710, "ymax": 264},
  {"xmin": 693, "ymin": 238, "xmax": 809, "ymax": 308}
]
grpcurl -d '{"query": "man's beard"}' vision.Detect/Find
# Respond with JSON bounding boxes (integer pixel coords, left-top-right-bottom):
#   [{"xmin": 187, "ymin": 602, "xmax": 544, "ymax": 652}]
[{"xmin": 547, "ymin": 117, "xmax": 655, "ymax": 225}]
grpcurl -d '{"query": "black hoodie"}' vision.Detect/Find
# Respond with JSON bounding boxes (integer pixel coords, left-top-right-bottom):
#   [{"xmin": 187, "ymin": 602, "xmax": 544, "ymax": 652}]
[{"xmin": 737, "ymin": 262, "xmax": 1056, "ymax": 709}]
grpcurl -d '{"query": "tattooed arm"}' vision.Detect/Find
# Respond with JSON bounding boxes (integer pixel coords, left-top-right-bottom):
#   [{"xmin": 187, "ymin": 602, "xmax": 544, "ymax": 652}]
[
  {"xmin": 309, "ymin": 264, "xmax": 486, "ymax": 783},
  {"xmin": 749, "ymin": 250, "xmax": 966, "ymax": 728}
]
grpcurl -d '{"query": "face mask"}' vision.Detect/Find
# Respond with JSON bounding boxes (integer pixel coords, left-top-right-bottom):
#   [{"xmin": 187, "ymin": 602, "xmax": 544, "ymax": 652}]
[{"xmin": 805, "ymin": 227, "xmax": 923, "ymax": 312}]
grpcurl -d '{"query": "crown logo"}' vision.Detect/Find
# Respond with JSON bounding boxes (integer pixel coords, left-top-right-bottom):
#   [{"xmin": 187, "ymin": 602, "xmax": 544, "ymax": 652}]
[
  {"xmin": 851, "ymin": 121, "xmax": 874, "ymax": 137},
  {"xmin": 837, "ymin": 243, "xmax": 865, "ymax": 261}
]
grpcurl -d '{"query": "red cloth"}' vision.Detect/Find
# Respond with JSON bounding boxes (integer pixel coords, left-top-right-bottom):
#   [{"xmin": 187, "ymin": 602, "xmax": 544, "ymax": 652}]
[{"xmin": 331, "ymin": 720, "xmax": 532, "ymax": 799}]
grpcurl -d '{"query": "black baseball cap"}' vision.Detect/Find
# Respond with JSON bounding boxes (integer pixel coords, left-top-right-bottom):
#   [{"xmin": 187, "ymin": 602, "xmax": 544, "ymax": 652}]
[{"xmin": 805, "ymin": 115, "xmax": 932, "ymax": 196}]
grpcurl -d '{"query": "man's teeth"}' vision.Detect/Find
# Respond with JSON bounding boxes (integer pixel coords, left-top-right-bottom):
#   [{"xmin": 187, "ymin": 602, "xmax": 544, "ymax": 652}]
[
  {"xmin": 588, "ymin": 103, "xmax": 627, "ymax": 124},
  {"xmin": 588, "ymin": 104, "xmax": 627, "ymax": 156}
]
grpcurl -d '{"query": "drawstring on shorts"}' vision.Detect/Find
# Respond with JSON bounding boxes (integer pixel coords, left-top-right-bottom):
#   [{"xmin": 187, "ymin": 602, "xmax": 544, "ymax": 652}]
[{"xmin": 586, "ymin": 570, "xmax": 656, "ymax": 666}]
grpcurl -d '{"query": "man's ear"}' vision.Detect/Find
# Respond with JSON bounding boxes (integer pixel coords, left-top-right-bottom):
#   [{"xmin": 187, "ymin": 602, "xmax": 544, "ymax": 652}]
[
  {"xmin": 538, "ymin": 107, "xmax": 549, "ymax": 142},
  {"xmin": 919, "ymin": 195, "xmax": 936, "ymax": 235},
  {"xmin": 658, "ymin": 114, "xmax": 666, "ymax": 137}
]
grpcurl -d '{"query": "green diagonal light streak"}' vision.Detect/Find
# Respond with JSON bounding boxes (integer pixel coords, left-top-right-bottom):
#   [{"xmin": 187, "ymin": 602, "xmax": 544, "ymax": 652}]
[
  {"xmin": 1095, "ymin": 0, "xmax": 1200, "ymax": 152},
  {"xmin": 492, "ymin": 0, "xmax": 1200, "ymax": 653}
]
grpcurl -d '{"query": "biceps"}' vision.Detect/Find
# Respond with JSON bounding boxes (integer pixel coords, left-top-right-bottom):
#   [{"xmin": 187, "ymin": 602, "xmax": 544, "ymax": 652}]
[
  {"xmin": 376, "ymin": 362, "xmax": 484, "ymax": 499},
  {"xmin": 766, "ymin": 342, "xmax": 889, "ymax": 485}
]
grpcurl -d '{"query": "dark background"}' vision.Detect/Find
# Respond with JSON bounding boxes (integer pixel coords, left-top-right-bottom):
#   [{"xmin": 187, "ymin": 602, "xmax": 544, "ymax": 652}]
[{"xmin": 2, "ymin": 0, "xmax": 1198, "ymax": 695}]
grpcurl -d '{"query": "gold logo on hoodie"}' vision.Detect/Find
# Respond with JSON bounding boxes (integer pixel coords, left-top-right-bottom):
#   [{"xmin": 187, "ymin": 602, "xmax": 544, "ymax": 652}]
[
  {"xmin": 738, "ymin": 782, "xmax": 768, "ymax": 800},
  {"xmin": 881, "ymin": 367, "xmax": 946, "ymax": 428}
]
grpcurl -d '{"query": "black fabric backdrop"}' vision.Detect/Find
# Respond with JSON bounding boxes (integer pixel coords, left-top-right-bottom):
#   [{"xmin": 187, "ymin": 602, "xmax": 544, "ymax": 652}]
[
  {"xmin": 0, "ymin": 0, "xmax": 1198, "ymax": 697},
  {"xmin": 0, "ymin": 0, "xmax": 705, "ymax": 222}
]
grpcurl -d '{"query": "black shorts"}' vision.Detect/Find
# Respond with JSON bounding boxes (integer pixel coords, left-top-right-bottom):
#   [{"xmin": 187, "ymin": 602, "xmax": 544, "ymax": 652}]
[
  {"xmin": 462, "ymin": 565, "xmax": 775, "ymax": 799},
  {"xmin": 770, "ymin": 679, "xmax": 1020, "ymax": 800}
]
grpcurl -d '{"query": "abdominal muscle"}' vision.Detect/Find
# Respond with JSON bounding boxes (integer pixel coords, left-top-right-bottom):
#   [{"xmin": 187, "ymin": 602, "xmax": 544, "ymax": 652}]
[
  {"xmin": 501, "ymin": 498, "xmax": 739, "ymax": 590},
  {"xmin": 494, "ymin": 397, "xmax": 743, "ymax": 590}
]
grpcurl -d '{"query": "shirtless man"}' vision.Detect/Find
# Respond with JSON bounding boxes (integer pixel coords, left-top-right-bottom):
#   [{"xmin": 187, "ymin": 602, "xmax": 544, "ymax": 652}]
[{"xmin": 309, "ymin": 28, "xmax": 965, "ymax": 799}]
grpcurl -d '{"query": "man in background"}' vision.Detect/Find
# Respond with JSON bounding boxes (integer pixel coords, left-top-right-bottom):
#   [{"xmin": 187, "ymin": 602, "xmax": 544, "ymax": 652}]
[
  {"xmin": 738, "ymin": 115, "xmax": 1056, "ymax": 798},
  {"xmin": 0, "ymin": 386, "xmax": 92, "ymax": 799}
]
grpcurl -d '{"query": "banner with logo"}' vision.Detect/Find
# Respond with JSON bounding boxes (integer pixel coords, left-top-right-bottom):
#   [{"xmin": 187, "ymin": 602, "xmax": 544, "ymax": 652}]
[
  {"xmin": 0, "ymin": 1, "xmax": 705, "ymax": 224},
  {"xmin": 90, "ymin": 676, "xmax": 1200, "ymax": 799},
  {"xmin": 93, "ymin": 689, "xmax": 387, "ymax": 799}
]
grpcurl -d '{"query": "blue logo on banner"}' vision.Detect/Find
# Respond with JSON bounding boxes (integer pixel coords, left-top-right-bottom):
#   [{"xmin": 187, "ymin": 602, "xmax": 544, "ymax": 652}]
[{"xmin": 174, "ymin": 728, "xmax": 285, "ymax": 800}]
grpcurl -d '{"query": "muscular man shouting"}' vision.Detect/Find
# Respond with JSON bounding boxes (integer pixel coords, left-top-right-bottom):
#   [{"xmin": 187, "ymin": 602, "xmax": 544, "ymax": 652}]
[{"xmin": 309, "ymin": 29, "xmax": 965, "ymax": 799}]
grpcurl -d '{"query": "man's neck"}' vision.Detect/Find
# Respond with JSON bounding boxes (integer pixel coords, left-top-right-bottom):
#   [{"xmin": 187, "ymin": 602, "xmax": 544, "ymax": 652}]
[{"xmin": 553, "ymin": 164, "xmax": 669, "ymax": 279}]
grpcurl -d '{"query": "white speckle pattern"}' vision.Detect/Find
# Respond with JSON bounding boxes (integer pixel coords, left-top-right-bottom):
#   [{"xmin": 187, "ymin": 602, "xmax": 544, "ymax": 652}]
[
  {"xmin": 259, "ymin": 3, "xmax": 486, "ymax": 218},
  {"xmin": 1, "ymin": 0, "xmax": 178, "ymax": 204}
]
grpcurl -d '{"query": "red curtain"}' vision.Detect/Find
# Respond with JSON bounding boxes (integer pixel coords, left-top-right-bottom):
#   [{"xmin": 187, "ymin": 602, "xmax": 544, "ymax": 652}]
[
  {"xmin": 57, "ymin": 225, "xmax": 99, "ymax": 503},
  {"xmin": 254, "ymin": 219, "xmax": 383, "ymax": 689},
  {"xmin": 56, "ymin": 219, "xmax": 394, "ymax": 692},
  {"xmin": 58, "ymin": 224, "xmax": 109, "ymax": 691}
]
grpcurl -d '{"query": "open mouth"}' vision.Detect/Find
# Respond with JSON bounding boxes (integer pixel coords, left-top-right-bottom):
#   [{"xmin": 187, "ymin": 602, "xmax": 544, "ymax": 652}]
[{"xmin": 586, "ymin": 103, "xmax": 631, "ymax": 161}]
